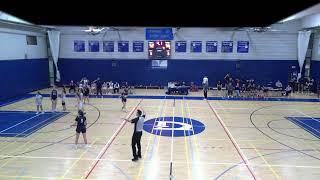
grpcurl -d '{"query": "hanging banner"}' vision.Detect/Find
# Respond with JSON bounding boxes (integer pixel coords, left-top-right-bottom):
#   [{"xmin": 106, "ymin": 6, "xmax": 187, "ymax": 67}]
[
  {"xmin": 133, "ymin": 41, "xmax": 144, "ymax": 52},
  {"xmin": 175, "ymin": 41, "xmax": 187, "ymax": 52},
  {"xmin": 118, "ymin": 41, "xmax": 129, "ymax": 52},
  {"xmin": 237, "ymin": 41, "xmax": 249, "ymax": 53},
  {"xmin": 74, "ymin": 40, "xmax": 85, "ymax": 52},
  {"xmin": 190, "ymin": 41, "xmax": 202, "ymax": 53},
  {"xmin": 88, "ymin": 41, "xmax": 99, "ymax": 52},
  {"xmin": 103, "ymin": 41, "xmax": 114, "ymax": 52},
  {"xmin": 206, "ymin": 41, "xmax": 218, "ymax": 52},
  {"xmin": 221, "ymin": 41, "xmax": 233, "ymax": 53}
]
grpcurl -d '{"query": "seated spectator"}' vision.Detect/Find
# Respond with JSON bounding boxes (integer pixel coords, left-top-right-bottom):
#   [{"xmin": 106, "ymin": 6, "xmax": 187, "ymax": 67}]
[
  {"xmin": 217, "ymin": 81, "xmax": 222, "ymax": 91},
  {"xmin": 285, "ymin": 85, "xmax": 292, "ymax": 96},
  {"xmin": 275, "ymin": 80, "xmax": 283, "ymax": 89},
  {"xmin": 102, "ymin": 82, "xmax": 108, "ymax": 94},
  {"xmin": 114, "ymin": 82, "xmax": 120, "ymax": 94}
]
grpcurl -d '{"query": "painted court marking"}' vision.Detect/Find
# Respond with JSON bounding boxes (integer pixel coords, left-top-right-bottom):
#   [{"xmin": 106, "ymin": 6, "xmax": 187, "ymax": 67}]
[
  {"xmin": 207, "ymin": 100, "xmax": 257, "ymax": 180},
  {"xmin": 84, "ymin": 99, "xmax": 143, "ymax": 179}
]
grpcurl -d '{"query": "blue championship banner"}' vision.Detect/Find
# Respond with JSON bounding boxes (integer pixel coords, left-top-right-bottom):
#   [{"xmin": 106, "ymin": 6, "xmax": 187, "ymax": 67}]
[
  {"xmin": 175, "ymin": 41, "xmax": 187, "ymax": 52},
  {"xmin": 88, "ymin": 41, "xmax": 99, "ymax": 52},
  {"xmin": 118, "ymin": 41, "xmax": 129, "ymax": 52},
  {"xmin": 103, "ymin": 41, "xmax": 114, "ymax": 52},
  {"xmin": 206, "ymin": 41, "xmax": 218, "ymax": 52},
  {"xmin": 221, "ymin": 41, "xmax": 233, "ymax": 53},
  {"xmin": 74, "ymin": 40, "xmax": 85, "ymax": 52},
  {"xmin": 133, "ymin": 41, "xmax": 144, "ymax": 52},
  {"xmin": 190, "ymin": 41, "xmax": 202, "ymax": 53},
  {"xmin": 237, "ymin": 41, "xmax": 249, "ymax": 53}
]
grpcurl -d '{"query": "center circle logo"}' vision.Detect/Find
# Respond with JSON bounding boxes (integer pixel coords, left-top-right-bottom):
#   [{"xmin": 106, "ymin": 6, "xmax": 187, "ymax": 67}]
[{"xmin": 143, "ymin": 117, "xmax": 205, "ymax": 137}]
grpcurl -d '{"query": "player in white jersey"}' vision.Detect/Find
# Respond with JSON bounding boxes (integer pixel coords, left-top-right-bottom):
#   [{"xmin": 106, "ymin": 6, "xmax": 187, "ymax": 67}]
[{"xmin": 35, "ymin": 91, "xmax": 44, "ymax": 114}]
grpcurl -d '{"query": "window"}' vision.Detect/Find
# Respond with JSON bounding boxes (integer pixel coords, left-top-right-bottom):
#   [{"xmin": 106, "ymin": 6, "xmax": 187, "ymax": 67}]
[{"xmin": 26, "ymin": 35, "xmax": 37, "ymax": 45}]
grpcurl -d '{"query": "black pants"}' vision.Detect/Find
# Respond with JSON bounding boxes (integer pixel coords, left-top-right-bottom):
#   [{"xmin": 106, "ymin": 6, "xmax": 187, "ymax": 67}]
[
  {"xmin": 204, "ymin": 90, "xmax": 208, "ymax": 98},
  {"xmin": 96, "ymin": 88, "xmax": 102, "ymax": 96},
  {"xmin": 132, "ymin": 131, "xmax": 142, "ymax": 158}
]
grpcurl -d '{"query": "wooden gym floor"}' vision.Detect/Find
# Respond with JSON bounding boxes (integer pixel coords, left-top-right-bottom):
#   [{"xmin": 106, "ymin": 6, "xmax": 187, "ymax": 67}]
[{"xmin": 0, "ymin": 89, "xmax": 319, "ymax": 179}]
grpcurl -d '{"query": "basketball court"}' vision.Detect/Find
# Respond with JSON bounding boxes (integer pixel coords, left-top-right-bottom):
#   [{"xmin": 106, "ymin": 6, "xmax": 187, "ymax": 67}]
[{"xmin": 0, "ymin": 89, "xmax": 319, "ymax": 179}]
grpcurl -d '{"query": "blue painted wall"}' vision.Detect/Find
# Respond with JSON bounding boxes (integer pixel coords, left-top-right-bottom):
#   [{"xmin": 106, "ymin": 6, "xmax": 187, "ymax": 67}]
[
  {"xmin": 58, "ymin": 58, "xmax": 298, "ymax": 86},
  {"xmin": 311, "ymin": 61, "xmax": 320, "ymax": 81},
  {"xmin": 0, "ymin": 59, "xmax": 49, "ymax": 100}
]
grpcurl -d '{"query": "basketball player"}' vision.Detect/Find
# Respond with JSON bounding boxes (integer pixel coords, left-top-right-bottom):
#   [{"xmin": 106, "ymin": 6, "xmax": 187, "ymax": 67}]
[
  {"xmin": 120, "ymin": 92, "xmax": 128, "ymax": 111},
  {"xmin": 123, "ymin": 109, "xmax": 146, "ymax": 161},
  {"xmin": 76, "ymin": 89, "xmax": 84, "ymax": 111},
  {"xmin": 35, "ymin": 91, "xmax": 44, "ymax": 114},
  {"xmin": 61, "ymin": 87, "xmax": 67, "ymax": 111},
  {"xmin": 70, "ymin": 110, "xmax": 89, "ymax": 149},
  {"xmin": 83, "ymin": 85, "xmax": 90, "ymax": 104},
  {"xmin": 69, "ymin": 80, "xmax": 76, "ymax": 94},
  {"xmin": 51, "ymin": 86, "xmax": 58, "ymax": 112}
]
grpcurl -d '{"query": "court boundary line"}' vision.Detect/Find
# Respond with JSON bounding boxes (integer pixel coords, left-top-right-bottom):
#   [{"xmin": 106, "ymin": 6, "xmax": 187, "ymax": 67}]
[{"xmin": 207, "ymin": 100, "xmax": 257, "ymax": 180}]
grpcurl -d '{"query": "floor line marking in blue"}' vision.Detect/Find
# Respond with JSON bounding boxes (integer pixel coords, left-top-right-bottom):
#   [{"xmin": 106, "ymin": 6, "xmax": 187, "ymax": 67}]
[
  {"xmin": 0, "ymin": 112, "xmax": 64, "ymax": 138},
  {"xmin": 287, "ymin": 117, "xmax": 320, "ymax": 139},
  {"xmin": 290, "ymin": 117, "xmax": 320, "ymax": 135},
  {"xmin": 0, "ymin": 114, "xmax": 41, "ymax": 133},
  {"xmin": 23, "ymin": 113, "xmax": 66, "ymax": 137}
]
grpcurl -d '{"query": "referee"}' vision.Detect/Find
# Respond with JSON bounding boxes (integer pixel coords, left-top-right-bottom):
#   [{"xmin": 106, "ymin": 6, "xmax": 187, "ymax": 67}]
[
  {"xmin": 203, "ymin": 75, "xmax": 209, "ymax": 100},
  {"xmin": 123, "ymin": 109, "xmax": 146, "ymax": 161}
]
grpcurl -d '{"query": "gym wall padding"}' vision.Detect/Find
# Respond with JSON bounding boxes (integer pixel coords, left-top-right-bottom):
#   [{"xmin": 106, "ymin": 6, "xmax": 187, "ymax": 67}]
[
  {"xmin": 0, "ymin": 59, "xmax": 50, "ymax": 101},
  {"xmin": 58, "ymin": 58, "xmax": 298, "ymax": 86}
]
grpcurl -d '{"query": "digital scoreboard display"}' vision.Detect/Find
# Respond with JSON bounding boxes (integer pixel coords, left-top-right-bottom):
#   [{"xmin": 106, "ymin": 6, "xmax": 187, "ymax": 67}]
[{"xmin": 148, "ymin": 41, "xmax": 171, "ymax": 59}]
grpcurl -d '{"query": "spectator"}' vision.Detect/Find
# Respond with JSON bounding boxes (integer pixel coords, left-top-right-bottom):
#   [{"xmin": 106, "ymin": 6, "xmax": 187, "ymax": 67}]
[
  {"xmin": 114, "ymin": 82, "xmax": 120, "ymax": 94},
  {"xmin": 275, "ymin": 80, "xmax": 283, "ymax": 89},
  {"xmin": 217, "ymin": 81, "xmax": 222, "ymax": 96},
  {"xmin": 226, "ymin": 82, "xmax": 234, "ymax": 98},
  {"xmin": 285, "ymin": 85, "xmax": 292, "ymax": 97},
  {"xmin": 235, "ymin": 82, "xmax": 240, "ymax": 97},
  {"xmin": 224, "ymin": 74, "xmax": 231, "ymax": 84},
  {"xmin": 202, "ymin": 76, "xmax": 209, "ymax": 100}
]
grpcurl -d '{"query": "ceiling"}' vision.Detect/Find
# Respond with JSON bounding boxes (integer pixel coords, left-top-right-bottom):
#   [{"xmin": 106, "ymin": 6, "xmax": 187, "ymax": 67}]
[{"xmin": 1, "ymin": 0, "xmax": 319, "ymax": 27}]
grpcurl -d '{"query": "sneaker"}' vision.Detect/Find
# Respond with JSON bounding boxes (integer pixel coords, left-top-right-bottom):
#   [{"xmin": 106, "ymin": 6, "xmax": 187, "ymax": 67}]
[
  {"xmin": 73, "ymin": 144, "xmax": 78, "ymax": 150},
  {"xmin": 132, "ymin": 158, "xmax": 138, "ymax": 162}
]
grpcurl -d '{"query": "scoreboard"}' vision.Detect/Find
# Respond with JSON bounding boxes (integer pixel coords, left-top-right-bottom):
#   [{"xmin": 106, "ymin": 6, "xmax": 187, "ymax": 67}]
[{"xmin": 148, "ymin": 41, "xmax": 171, "ymax": 59}]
